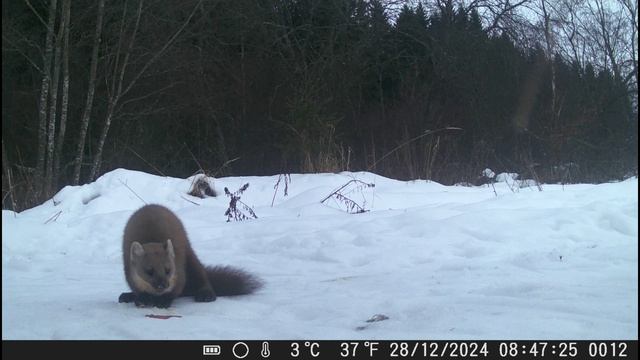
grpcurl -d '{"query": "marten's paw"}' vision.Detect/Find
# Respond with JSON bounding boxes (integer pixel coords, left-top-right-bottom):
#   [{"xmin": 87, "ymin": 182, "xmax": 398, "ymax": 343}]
[
  {"xmin": 133, "ymin": 293, "xmax": 157, "ymax": 307},
  {"xmin": 194, "ymin": 288, "xmax": 216, "ymax": 302},
  {"xmin": 119, "ymin": 292, "xmax": 136, "ymax": 303},
  {"xmin": 153, "ymin": 295, "xmax": 174, "ymax": 308}
]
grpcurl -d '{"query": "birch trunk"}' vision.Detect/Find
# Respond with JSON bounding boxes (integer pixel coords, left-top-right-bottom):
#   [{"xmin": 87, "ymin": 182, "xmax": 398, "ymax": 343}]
[
  {"xmin": 72, "ymin": 0, "xmax": 104, "ymax": 185},
  {"xmin": 36, "ymin": 0, "xmax": 58, "ymax": 196},
  {"xmin": 88, "ymin": 0, "xmax": 143, "ymax": 181},
  {"xmin": 88, "ymin": 0, "xmax": 202, "ymax": 181},
  {"xmin": 45, "ymin": 4, "xmax": 65, "ymax": 196},
  {"xmin": 53, "ymin": 0, "xmax": 71, "ymax": 188}
]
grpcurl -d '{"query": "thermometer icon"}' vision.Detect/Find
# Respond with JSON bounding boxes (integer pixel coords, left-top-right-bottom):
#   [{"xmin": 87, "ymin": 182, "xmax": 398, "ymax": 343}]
[{"xmin": 261, "ymin": 342, "xmax": 271, "ymax": 358}]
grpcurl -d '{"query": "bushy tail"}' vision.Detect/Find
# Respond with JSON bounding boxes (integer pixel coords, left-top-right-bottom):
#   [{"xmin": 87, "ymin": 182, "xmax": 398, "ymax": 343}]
[{"xmin": 206, "ymin": 265, "xmax": 263, "ymax": 296}]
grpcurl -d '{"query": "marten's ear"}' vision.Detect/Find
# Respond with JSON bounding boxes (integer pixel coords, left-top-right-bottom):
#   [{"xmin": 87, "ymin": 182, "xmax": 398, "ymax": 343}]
[
  {"xmin": 131, "ymin": 241, "xmax": 145, "ymax": 259},
  {"xmin": 165, "ymin": 239, "xmax": 175, "ymax": 259}
]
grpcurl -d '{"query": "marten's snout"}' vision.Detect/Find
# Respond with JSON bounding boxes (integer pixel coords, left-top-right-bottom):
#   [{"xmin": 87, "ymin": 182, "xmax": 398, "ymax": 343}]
[{"xmin": 153, "ymin": 279, "xmax": 169, "ymax": 291}]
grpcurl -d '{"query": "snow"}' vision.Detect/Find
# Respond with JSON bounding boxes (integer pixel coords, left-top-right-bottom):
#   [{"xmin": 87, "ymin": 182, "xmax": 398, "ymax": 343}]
[
  {"xmin": 482, "ymin": 168, "xmax": 496, "ymax": 179},
  {"xmin": 2, "ymin": 168, "xmax": 637, "ymax": 340}
]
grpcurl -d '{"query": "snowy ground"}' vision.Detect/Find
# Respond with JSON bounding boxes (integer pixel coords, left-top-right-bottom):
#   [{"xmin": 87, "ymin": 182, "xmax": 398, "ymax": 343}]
[{"xmin": 2, "ymin": 169, "xmax": 637, "ymax": 340}]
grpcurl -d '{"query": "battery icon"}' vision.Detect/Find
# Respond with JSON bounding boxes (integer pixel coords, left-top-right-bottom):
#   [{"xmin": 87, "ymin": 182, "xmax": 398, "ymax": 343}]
[{"xmin": 203, "ymin": 345, "xmax": 221, "ymax": 356}]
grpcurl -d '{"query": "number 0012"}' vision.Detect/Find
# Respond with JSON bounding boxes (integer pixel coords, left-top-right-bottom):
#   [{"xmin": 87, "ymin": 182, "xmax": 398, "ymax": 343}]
[{"xmin": 588, "ymin": 342, "xmax": 628, "ymax": 358}]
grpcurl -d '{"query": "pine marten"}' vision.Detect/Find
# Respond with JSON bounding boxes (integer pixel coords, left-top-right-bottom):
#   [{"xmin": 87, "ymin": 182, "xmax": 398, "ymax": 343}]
[{"xmin": 118, "ymin": 204, "xmax": 262, "ymax": 308}]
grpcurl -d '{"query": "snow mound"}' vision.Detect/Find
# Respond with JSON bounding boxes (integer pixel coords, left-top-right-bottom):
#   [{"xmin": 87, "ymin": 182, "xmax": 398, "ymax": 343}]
[{"xmin": 2, "ymin": 169, "xmax": 637, "ymax": 339}]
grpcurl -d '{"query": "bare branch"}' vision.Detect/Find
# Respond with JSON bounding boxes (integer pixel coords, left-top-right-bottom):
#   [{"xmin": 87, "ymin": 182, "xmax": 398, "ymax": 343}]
[
  {"xmin": 23, "ymin": 0, "xmax": 48, "ymax": 29},
  {"xmin": 120, "ymin": 0, "xmax": 204, "ymax": 99}
]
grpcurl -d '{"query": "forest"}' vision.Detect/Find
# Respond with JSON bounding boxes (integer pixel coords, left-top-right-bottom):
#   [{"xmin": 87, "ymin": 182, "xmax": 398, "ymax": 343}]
[{"xmin": 2, "ymin": 0, "xmax": 638, "ymax": 211}]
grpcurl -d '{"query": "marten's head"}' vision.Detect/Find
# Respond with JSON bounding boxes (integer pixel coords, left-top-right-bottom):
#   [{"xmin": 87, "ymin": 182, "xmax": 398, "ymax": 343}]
[{"xmin": 129, "ymin": 239, "xmax": 177, "ymax": 295}]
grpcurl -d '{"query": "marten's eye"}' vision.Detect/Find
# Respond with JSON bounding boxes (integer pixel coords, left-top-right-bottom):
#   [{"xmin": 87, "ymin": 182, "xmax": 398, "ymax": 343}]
[
  {"xmin": 146, "ymin": 269, "xmax": 154, "ymax": 276},
  {"xmin": 165, "ymin": 267, "xmax": 171, "ymax": 275}
]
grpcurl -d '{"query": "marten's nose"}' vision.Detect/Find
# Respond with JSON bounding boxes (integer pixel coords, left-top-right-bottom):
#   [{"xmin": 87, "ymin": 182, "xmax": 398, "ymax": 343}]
[{"xmin": 154, "ymin": 281, "xmax": 167, "ymax": 290}]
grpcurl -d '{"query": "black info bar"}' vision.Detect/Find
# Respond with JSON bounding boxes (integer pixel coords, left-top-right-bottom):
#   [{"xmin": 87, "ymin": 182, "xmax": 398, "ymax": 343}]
[{"xmin": 3, "ymin": 340, "xmax": 637, "ymax": 360}]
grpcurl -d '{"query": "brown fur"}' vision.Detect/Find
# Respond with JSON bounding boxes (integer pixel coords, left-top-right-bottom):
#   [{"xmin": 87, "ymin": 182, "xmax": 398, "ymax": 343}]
[{"xmin": 119, "ymin": 204, "xmax": 261, "ymax": 308}]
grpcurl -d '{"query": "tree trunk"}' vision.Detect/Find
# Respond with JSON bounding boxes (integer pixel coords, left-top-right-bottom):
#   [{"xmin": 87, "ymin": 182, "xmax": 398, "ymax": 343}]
[
  {"xmin": 72, "ymin": 0, "xmax": 104, "ymax": 185},
  {"xmin": 597, "ymin": 1, "xmax": 621, "ymax": 82},
  {"xmin": 540, "ymin": 0, "xmax": 558, "ymax": 122},
  {"xmin": 624, "ymin": 0, "xmax": 639, "ymax": 96},
  {"xmin": 36, "ymin": 0, "xmax": 58, "ymax": 197},
  {"xmin": 89, "ymin": 101, "xmax": 116, "ymax": 182},
  {"xmin": 54, "ymin": 0, "xmax": 71, "ymax": 188},
  {"xmin": 2, "ymin": 138, "xmax": 17, "ymax": 211},
  {"xmin": 621, "ymin": 0, "xmax": 637, "ymax": 93},
  {"xmin": 45, "ymin": 4, "xmax": 65, "ymax": 196},
  {"xmin": 88, "ymin": 0, "xmax": 202, "ymax": 181},
  {"xmin": 89, "ymin": 0, "xmax": 144, "ymax": 181}
]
